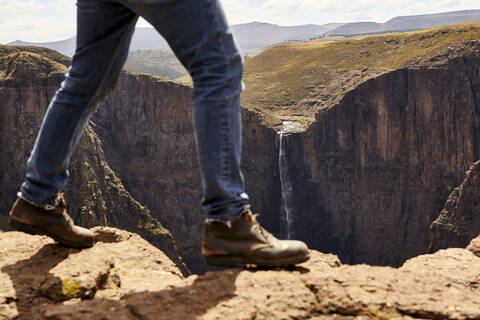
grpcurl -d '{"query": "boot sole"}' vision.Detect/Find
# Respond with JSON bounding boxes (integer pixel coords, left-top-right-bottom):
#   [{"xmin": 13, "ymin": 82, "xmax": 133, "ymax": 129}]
[
  {"xmin": 204, "ymin": 253, "xmax": 310, "ymax": 268},
  {"xmin": 9, "ymin": 218, "xmax": 94, "ymax": 249}
]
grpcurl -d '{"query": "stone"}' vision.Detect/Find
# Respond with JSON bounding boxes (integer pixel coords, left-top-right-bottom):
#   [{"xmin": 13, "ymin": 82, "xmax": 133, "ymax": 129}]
[
  {"xmin": 0, "ymin": 228, "xmax": 183, "ymax": 320},
  {"xmin": 2, "ymin": 228, "xmax": 480, "ymax": 319},
  {"xmin": 467, "ymin": 235, "xmax": 480, "ymax": 257}
]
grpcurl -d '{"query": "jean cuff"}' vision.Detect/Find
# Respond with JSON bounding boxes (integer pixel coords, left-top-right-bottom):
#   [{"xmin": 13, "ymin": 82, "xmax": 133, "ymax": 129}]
[
  {"xmin": 17, "ymin": 192, "xmax": 57, "ymax": 211},
  {"xmin": 205, "ymin": 203, "xmax": 250, "ymax": 222}
]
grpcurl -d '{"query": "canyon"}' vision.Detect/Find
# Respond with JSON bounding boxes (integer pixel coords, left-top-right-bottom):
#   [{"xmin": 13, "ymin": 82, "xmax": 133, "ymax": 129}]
[{"xmin": 1, "ymin": 22, "xmax": 480, "ymax": 277}]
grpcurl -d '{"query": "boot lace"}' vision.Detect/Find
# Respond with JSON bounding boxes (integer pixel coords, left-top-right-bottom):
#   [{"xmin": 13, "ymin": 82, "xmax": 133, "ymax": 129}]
[
  {"xmin": 56, "ymin": 193, "xmax": 68, "ymax": 209},
  {"xmin": 55, "ymin": 193, "xmax": 73, "ymax": 223},
  {"xmin": 248, "ymin": 211, "xmax": 275, "ymax": 242}
]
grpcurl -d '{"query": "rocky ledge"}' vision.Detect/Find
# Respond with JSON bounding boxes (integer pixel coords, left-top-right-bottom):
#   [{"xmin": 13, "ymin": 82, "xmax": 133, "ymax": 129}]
[{"xmin": 1, "ymin": 228, "xmax": 480, "ymax": 320}]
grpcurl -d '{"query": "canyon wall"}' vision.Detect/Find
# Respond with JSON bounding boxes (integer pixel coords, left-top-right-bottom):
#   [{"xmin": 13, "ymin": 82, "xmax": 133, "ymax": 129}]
[
  {"xmin": 0, "ymin": 48, "xmax": 187, "ymax": 273},
  {"xmin": 284, "ymin": 55, "xmax": 480, "ymax": 266}
]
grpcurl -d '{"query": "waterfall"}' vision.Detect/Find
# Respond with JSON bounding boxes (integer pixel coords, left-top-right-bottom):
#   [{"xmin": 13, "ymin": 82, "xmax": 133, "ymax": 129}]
[{"xmin": 278, "ymin": 132, "xmax": 294, "ymax": 239}]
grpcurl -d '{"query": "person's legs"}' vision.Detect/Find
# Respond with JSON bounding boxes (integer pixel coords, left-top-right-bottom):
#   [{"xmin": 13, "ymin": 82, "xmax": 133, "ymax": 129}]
[
  {"xmin": 20, "ymin": 0, "xmax": 139, "ymax": 207},
  {"xmin": 10, "ymin": 0, "xmax": 138, "ymax": 248},
  {"xmin": 122, "ymin": 0, "xmax": 309, "ymax": 266},
  {"xmin": 122, "ymin": 0, "xmax": 249, "ymax": 221}
]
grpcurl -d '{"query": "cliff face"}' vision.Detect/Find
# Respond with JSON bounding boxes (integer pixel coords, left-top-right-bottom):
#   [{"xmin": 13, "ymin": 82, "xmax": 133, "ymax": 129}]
[
  {"xmin": 93, "ymin": 73, "xmax": 281, "ymax": 272},
  {"xmin": 0, "ymin": 50, "xmax": 68, "ymax": 215},
  {"xmin": 0, "ymin": 47, "xmax": 186, "ymax": 274},
  {"xmin": 284, "ymin": 55, "xmax": 480, "ymax": 266},
  {"xmin": 429, "ymin": 160, "xmax": 480, "ymax": 251}
]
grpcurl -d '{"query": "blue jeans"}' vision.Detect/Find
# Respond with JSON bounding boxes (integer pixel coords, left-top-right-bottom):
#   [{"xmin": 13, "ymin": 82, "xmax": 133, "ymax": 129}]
[{"xmin": 20, "ymin": 0, "xmax": 249, "ymax": 220}]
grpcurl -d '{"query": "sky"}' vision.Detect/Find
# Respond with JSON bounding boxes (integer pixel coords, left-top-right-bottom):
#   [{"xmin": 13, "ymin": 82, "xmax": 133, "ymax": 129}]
[{"xmin": 0, "ymin": 0, "xmax": 479, "ymax": 44}]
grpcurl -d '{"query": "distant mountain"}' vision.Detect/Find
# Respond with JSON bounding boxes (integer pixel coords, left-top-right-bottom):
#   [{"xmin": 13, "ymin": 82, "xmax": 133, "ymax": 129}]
[
  {"xmin": 7, "ymin": 29, "xmax": 169, "ymax": 57},
  {"xmin": 231, "ymin": 22, "xmax": 343, "ymax": 52},
  {"xmin": 7, "ymin": 22, "xmax": 342, "ymax": 57},
  {"xmin": 8, "ymin": 37, "xmax": 77, "ymax": 57},
  {"xmin": 126, "ymin": 28, "xmax": 170, "ymax": 51},
  {"xmin": 8, "ymin": 9, "xmax": 480, "ymax": 64},
  {"xmin": 328, "ymin": 9, "xmax": 480, "ymax": 36}
]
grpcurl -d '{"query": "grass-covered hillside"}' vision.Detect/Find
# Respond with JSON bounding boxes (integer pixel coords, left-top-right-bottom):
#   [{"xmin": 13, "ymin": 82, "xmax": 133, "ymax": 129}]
[
  {"xmin": 125, "ymin": 49, "xmax": 187, "ymax": 80},
  {"xmin": 0, "ymin": 46, "xmax": 69, "ymax": 82},
  {"xmin": 0, "ymin": 45, "xmax": 70, "ymax": 67},
  {"xmin": 242, "ymin": 21, "xmax": 480, "ymax": 127}
]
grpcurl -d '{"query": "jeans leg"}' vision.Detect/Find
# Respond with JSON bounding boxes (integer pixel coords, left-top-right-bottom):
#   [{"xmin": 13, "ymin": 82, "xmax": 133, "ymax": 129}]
[
  {"xmin": 20, "ymin": 0, "xmax": 138, "ymax": 206},
  {"xmin": 124, "ymin": 0, "xmax": 249, "ymax": 220}
]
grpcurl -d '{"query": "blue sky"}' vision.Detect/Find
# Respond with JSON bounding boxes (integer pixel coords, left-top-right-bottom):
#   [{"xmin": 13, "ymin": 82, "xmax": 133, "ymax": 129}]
[{"xmin": 0, "ymin": 0, "xmax": 479, "ymax": 44}]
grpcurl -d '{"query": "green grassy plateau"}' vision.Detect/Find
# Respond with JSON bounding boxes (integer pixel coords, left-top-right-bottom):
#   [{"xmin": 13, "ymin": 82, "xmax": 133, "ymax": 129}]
[
  {"xmin": 0, "ymin": 45, "xmax": 70, "ymax": 66},
  {"xmin": 242, "ymin": 21, "xmax": 480, "ymax": 127}
]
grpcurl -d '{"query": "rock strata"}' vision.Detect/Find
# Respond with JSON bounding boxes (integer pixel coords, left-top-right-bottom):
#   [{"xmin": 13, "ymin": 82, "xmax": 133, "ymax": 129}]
[{"xmin": 2, "ymin": 228, "xmax": 480, "ymax": 320}]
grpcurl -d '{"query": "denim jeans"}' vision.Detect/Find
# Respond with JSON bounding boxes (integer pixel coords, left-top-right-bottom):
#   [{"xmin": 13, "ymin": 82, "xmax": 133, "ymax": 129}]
[{"xmin": 20, "ymin": 0, "xmax": 250, "ymax": 220}]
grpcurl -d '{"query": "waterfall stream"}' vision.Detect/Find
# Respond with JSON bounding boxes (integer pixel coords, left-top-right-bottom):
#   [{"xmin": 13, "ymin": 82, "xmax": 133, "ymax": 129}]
[{"xmin": 278, "ymin": 132, "xmax": 294, "ymax": 239}]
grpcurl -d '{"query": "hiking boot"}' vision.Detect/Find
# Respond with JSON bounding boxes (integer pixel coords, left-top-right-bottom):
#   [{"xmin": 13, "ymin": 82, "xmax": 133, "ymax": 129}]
[
  {"xmin": 202, "ymin": 210, "xmax": 309, "ymax": 267},
  {"xmin": 9, "ymin": 193, "xmax": 94, "ymax": 248}
]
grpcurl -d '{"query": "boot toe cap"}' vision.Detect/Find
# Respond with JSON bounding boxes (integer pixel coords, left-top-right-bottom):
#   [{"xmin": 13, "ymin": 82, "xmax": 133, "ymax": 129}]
[{"xmin": 69, "ymin": 226, "xmax": 95, "ymax": 248}]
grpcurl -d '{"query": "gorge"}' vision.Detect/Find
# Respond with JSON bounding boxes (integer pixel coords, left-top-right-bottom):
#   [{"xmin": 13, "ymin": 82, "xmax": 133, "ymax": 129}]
[{"xmin": 1, "ymin": 22, "xmax": 480, "ymax": 276}]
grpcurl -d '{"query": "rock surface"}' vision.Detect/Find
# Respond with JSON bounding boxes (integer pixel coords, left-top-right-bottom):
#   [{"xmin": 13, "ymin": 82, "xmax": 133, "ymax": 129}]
[
  {"xmin": 2, "ymin": 228, "xmax": 480, "ymax": 320},
  {"xmin": 0, "ymin": 228, "xmax": 183, "ymax": 320}
]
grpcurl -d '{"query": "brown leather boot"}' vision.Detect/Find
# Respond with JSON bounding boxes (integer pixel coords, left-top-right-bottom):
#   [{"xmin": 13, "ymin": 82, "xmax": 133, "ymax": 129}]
[
  {"xmin": 202, "ymin": 210, "xmax": 309, "ymax": 267},
  {"xmin": 9, "ymin": 193, "xmax": 94, "ymax": 248}
]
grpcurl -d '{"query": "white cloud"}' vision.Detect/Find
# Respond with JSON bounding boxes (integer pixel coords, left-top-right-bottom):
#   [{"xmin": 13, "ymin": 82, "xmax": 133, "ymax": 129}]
[
  {"xmin": 0, "ymin": 0, "xmax": 75, "ymax": 44},
  {"xmin": 249, "ymin": 0, "xmax": 479, "ymax": 24},
  {"xmin": 220, "ymin": 0, "xmax": 270, "ymax": 24},
  {"xmin": 0, "ymin": 0, "xmax": 479, "ymax": 43}
]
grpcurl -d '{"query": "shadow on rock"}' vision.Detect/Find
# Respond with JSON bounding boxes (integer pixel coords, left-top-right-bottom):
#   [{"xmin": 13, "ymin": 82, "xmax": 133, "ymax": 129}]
[
  {"xmin": 1, "ymin": 243, "xmax": 76, "ymax": 320},
  {"xmin": 44, "ymin": 268, "xmax": 241, "ymax": 320},
  {"xmin": 0, "ymin": 215, "xmax": 13, "ymax": 232}
]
